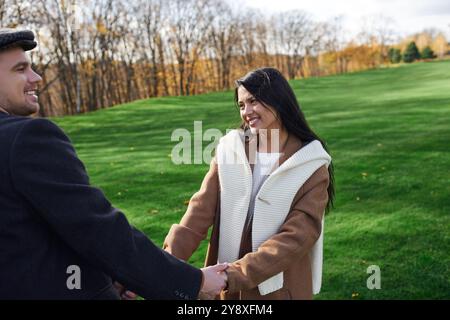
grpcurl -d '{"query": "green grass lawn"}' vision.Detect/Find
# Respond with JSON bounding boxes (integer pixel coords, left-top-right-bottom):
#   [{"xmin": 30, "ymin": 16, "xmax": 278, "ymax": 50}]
[{"xmin": 53, "ymin": 60, "xmax": 450, "ymax": 299}]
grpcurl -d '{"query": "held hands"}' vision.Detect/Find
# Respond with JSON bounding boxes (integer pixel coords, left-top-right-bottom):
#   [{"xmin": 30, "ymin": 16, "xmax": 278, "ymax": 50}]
[
  {"xmin": 198, "ymin": 263, "xmax": 228, "ymax": 300},
  {"xmin": 113, "ymin": 263, "xmax": 229, "ymax": 301}
]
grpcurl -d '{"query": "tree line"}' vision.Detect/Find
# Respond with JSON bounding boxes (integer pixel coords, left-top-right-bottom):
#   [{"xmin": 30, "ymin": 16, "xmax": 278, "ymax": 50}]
[{"xmin": 1, "ymin": 0, "xmax": 449, "ymax": 116}]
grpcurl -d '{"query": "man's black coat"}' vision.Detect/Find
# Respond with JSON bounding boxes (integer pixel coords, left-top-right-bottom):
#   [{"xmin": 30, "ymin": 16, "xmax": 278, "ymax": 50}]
[{"xmin": 0, "ymin": 113, "xmax": 202, "ymax": 299}]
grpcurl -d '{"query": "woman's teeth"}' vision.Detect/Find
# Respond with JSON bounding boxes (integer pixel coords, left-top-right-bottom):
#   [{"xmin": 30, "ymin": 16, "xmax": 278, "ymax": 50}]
[{"xmin": 249, "ymin": 118, "xmax": 259, "ymax": 125}]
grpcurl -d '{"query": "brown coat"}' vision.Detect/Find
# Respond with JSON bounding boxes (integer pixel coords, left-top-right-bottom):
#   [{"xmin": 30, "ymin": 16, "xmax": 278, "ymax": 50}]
[{"xmin": 163, "ymin": 134, "xmax": 330, "ymax": 300}]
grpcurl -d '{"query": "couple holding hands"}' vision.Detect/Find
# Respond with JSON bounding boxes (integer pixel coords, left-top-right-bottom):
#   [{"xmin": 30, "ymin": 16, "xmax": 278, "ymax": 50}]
[{"xmin": 0, "ymin": 28, "xmax": 334, "ymax": 300}]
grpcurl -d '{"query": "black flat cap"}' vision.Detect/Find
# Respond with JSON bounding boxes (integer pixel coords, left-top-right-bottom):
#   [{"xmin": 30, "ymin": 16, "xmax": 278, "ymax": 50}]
[{"xmin": 0, "ymin": 28, "xmax": 37, "ymax": 52}]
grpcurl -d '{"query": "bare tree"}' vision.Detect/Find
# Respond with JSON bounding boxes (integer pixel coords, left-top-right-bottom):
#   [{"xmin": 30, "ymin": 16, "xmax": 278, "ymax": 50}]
[
  {"xmin": 0, "ymin": 0, "xmax": 6, "ymax": 25},
  {"xmin": 207, "ymin": 0, "xmax": 242, "ymax": 90},
  {"xmin": 322, "ymin": 16, "xmax": 349, "ymax": 74},
  {"xmin": 38, "ymin": 0, "xmax": 83, "ymax": 114},
  {"xmin": 165, "ymin": 0, "xmax": 212, "ymax": 96},
  {"xmin": 273, "ymin": 10, "xmax": 316, "ymax": 79},
  {"xmin": 358, "ymin": 14, "xmax": 397, "ymax": 65},
  {"xmin": 133, "ymin": 0, "xmax": 165, "ymax": 98}
]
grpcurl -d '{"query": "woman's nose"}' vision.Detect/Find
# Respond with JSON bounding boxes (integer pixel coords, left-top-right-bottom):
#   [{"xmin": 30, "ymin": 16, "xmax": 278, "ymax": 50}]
[{"xmin": 242, "ymin": 104, "xmax": 253, "ymax": 116}]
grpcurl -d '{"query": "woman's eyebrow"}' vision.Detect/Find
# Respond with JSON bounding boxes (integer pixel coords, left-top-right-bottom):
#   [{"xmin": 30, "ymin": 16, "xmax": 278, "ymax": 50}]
[{"xmin": 239, "ymin": 96, "xmax": 255, "ymax": 104}]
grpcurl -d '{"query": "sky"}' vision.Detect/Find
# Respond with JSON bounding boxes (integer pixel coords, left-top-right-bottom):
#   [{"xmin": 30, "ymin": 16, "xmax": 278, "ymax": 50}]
[{"xmin": 235, "ymin": 0, "xmax": 450, "ymax": 40}]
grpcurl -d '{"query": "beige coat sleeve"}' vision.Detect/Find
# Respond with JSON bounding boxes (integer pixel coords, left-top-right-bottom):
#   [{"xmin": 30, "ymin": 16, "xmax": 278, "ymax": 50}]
[
  {"xmin": 163, "ymin": 159, "xmax": 219, "ymax": 261},
  {"xmin": 225, "ymin": 165, "xmax": 330, "ymax": 293}
]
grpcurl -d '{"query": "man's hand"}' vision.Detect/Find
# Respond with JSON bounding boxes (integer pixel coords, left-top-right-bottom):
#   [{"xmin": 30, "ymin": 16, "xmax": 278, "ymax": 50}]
[
  {"xmin": 198, "ymin": 263, "xmax": 228, "ymax": 300},
  {"xmin": 113, "ymin": 281, "xmax": 138, "ymax": 300}
]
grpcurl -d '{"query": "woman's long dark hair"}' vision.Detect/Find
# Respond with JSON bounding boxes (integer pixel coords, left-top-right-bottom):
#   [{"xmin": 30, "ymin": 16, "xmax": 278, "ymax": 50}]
[{"xmin": 234, "ymin": 67, "xmax": 335, "ymax": 213}]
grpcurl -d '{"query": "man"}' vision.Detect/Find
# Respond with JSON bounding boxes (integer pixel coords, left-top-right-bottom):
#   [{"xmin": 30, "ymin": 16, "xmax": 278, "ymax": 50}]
[{"xmin": 0, "ymin": 28, "xmax": 227, "ymax": 300}]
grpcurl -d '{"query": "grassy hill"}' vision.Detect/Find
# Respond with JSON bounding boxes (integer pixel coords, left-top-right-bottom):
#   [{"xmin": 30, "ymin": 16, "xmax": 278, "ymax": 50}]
[{"xmin": 53, "ymin": 60, "xmax": 450, "ymax": 299}]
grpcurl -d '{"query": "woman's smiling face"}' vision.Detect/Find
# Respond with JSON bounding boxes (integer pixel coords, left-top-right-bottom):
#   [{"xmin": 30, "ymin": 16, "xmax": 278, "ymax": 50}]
[{"xmin": 238, "ymin": 85, "xmax": 280, "ymax": 134}]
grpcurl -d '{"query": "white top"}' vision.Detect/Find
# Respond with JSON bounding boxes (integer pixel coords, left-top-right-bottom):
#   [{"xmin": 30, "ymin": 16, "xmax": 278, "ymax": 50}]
[
  {"xmin": 253, "ymin": 152, "xmax": 281, "ymax": 190},
  {"xmin": 249, "ymin": 152, "xmax": 281, "ymax": 216}
]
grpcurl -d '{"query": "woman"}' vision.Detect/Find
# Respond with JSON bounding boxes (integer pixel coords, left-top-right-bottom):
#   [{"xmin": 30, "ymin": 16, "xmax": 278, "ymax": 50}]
[{"xmin": 164, "ymin": 67, "xmax": 335, "ymax": 300}]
